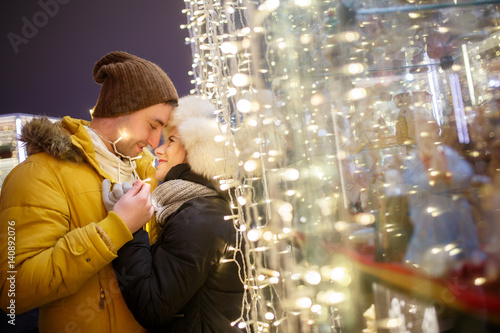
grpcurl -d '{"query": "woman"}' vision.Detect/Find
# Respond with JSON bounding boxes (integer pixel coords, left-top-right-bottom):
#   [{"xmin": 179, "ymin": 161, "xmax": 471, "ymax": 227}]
[{"xmin": 111, "ymin": 95, "xmax": 244, "ymax": 332}]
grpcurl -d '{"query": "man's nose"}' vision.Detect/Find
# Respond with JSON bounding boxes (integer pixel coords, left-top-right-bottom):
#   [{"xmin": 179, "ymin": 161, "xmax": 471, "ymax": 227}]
[
  {"xmin": 147, "ymin": 132, "xmax": 162, "ymax": 149},
  {"xmin": 154, "ymin": 144, "xmax": 165, "ymax": 156}
]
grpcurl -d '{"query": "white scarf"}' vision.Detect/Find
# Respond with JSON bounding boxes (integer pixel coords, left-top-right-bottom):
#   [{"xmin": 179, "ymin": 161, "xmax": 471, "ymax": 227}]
[{"xmin": 84, "ymin": 126, "xmax": 137, "ymax": 184}]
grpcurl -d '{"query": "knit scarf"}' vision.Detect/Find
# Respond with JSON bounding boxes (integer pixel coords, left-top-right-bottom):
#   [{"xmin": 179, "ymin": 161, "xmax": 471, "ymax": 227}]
[{"xmin": 152, "ymin": 179, "xmax": 218, "ymax": 227}]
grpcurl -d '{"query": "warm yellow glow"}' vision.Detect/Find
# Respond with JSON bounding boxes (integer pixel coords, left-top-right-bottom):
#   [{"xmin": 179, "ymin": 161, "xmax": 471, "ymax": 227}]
[
  {"xmin": 330, "ymin": 267, "xmax": 346, "ymax": 281},
  {"xmin": 280, "ymin": 168, "xmax": 300, "ymax": 181},
  {"xmin": 311, "ymin": 93, "xmax": 325, "ymax": 106},
  {"xmin": 347, "ymin": 88, "xmax": 367, "ymax": 100},
  {"xmin": 386, "ymin": 318, "xmax": 402, "ymax": 328},
  {"xmin": 237, "ymin": 196, "xmax": 247, "ymax": 205},
  {"xmin": 296, "ymin": 297, "xmax": 312, "ymax": 309},
  {"xmin": 269, "ymin": 276, "xmax": 279, "ymax": 284},
  {"xmin": 305, "ymin": 271, "xmax": 322, "ymax": 285},
  {"xmin": 263, "ymin": 231, "xmax": 274, "ymax": 241},
  {"xmin": 248, "ymin": 228, "xmax": 263, "ymax": 242},
  {"xmin": 431, "ymin": 247, "xmax": 442, "ymax": 254},
  {"xmin": 277, "ymin": 202, "xmax": 293, "ymax": 219},
  {"xmin": 474, "ymin": 277, "xmax": 486, "ymax": 286},
  {"xmin": 118, "ymin": 128, "xmax": 130, "ymax": 140},
  {"xmin": 295, "ymin": 0, "xmax": 311, "ymax": 6},
  {"xmin": 244, "ymin": 159, "xmax": 258, "ymax": 172},
  {"xmin": 225, "ymin": 5, "xmax": 235, "ymax": 15},
  {"xmin": 346, "ymin": 63, "xmax": 364, "ymax": 75},
  {"xmin": 237, "ymin": 99, "xmax": 252, "ymax": 113},
  {"xmin": 311, "ymin": 304, "xmax": 322, "ymax": 313},
  {"xmin": 232, "ymin": 73, "xmax": 250, "ymax": 87},
  {"xmin": 354, "ymin": 213, "xmax": 375, "ymax": 225},
  {"xmin": 319, "ymin": 290, "xmax": 345, "ymax": 304},
  {"xmin": 221, "ymin": 41, "xmax": 238, "ymax": 54},
  {"xmin": 342, "ymin": 31, "xmax": 360, "ymax": 42},
  {"xmin": 300, "ymin": 34, "xmax": 312, "ymax": 44},
  {"xmin": 265, "ymin": 312, "xmax": 275, "ymax": 320}
]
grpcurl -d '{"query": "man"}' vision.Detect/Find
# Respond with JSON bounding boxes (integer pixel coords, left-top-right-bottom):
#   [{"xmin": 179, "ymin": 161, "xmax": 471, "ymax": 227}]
[{"xmin": 0, "ymin": 51, "xmax": 178, "ymax": 332}]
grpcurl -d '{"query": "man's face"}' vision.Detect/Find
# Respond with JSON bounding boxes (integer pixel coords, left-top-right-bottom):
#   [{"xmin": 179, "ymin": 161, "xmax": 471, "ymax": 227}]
[{"xmin": 112, "ymin": 103, "xmax": 174, "ymax": 157}]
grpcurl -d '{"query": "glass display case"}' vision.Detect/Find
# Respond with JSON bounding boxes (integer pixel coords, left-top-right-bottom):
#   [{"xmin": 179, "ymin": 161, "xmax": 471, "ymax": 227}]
[
  {"xmin": 182, "ymin": 1, "xmax": 500, "ymax": 331},
  {"xmin": 0, "ymin": 114, "xmax": 59, "ymax": 188}
]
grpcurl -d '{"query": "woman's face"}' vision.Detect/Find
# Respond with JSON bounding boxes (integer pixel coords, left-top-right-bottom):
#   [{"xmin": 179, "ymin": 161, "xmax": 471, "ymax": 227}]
[{"xmin": 154, "ymin": 127, "xmax": 187, "ymax": 181}]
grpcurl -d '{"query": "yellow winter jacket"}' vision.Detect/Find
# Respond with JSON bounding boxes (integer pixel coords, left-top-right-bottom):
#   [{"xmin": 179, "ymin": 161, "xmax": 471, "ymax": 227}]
[{"xmin": 0, "ymin": 116, "xmax": 158, "ymax": 332}]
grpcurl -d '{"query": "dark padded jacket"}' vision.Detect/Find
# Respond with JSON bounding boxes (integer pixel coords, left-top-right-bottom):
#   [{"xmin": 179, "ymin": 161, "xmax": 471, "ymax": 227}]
[{"xmin": 113, "ymin": 164, "xmax": 244, "ymax": 333}]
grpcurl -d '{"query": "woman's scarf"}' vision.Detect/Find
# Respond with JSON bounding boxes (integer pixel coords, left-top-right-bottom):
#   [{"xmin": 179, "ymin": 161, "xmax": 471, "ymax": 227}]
[{"xmin": 152, "ymin": 179, "xmax": 218, "ymax": 226}]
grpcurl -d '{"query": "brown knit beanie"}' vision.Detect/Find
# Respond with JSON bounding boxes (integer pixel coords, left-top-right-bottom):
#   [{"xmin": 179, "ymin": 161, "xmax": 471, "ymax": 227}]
[{"xmin": 91, "ymin": 51, "xmax": 178, "ymax": 118}]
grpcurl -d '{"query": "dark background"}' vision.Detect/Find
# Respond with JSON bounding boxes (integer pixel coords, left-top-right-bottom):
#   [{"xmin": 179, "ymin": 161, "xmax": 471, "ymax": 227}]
[{"xmin": 0, "ymin": 0, "xmax": 193, "ymax": 121}]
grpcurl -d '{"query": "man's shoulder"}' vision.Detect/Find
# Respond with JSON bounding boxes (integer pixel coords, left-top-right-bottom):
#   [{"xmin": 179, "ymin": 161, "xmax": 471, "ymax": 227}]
[
  {"xmin": 5, "ymin": 152, "xmax": 86, "ymax": 186},
  {"xmin": 20, "ymin": 117, "xmax": 87, "ymax": 163}
]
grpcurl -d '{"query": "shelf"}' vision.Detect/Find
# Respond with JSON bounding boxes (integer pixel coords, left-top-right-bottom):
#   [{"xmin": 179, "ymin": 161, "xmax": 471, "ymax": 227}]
[{"xmin": 324, "ymin": 244, "xmax": 500, "ymax": 326}]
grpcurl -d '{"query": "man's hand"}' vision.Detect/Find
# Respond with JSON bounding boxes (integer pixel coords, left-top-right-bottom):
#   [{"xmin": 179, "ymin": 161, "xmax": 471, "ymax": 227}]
[{"xmin": 112, "ymin": 180, "xmax": 154, "ymax": 233}]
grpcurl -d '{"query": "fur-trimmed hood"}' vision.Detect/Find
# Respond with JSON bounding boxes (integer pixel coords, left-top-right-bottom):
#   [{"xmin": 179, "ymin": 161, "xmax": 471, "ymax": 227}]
[{"xmin": 20, "ymin": 117, "xmax": 84, "ymax": 163}]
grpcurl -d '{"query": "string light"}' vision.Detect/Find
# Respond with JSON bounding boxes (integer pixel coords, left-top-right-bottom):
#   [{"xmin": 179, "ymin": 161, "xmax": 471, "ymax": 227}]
[{"xmin": 180, "ymin": 0, "xmax": 500, "ymax": 331}]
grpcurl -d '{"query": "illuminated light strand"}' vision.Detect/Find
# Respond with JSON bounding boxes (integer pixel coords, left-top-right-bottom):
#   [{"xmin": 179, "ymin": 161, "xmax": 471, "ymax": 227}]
[
  {"xmin": 182, "ymin": 2, "xmax": 257, "ymax": 330},
  {"xmin": 180, "ymin": 0, "xmax": 374, "ymax": 331}
]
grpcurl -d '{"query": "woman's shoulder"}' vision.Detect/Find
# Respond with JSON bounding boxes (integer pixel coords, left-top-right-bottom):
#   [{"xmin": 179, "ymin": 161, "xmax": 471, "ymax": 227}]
[
  {"xmin": 166, "ymin": 196, "xmax": 233, "ymax": 235},
  {"xmin": 155, "ymin": 196, "xmax": 235, "ymax": 251},
  {"xmin": 182, "ymin": 195, "xmax": 232, "ymax": 218}
]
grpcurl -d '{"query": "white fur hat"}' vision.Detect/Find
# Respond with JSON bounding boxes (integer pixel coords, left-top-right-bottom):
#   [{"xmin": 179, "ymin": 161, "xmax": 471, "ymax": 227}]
[{"xmin": 165, "ymin": 95, "xmax": 237, "ymax": 179}]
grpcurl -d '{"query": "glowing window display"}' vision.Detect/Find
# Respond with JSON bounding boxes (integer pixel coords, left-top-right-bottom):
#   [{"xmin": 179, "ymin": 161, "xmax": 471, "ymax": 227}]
[{"xmin": 182, "ymin": 0, "xmax": 500, "ymax": 331}]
